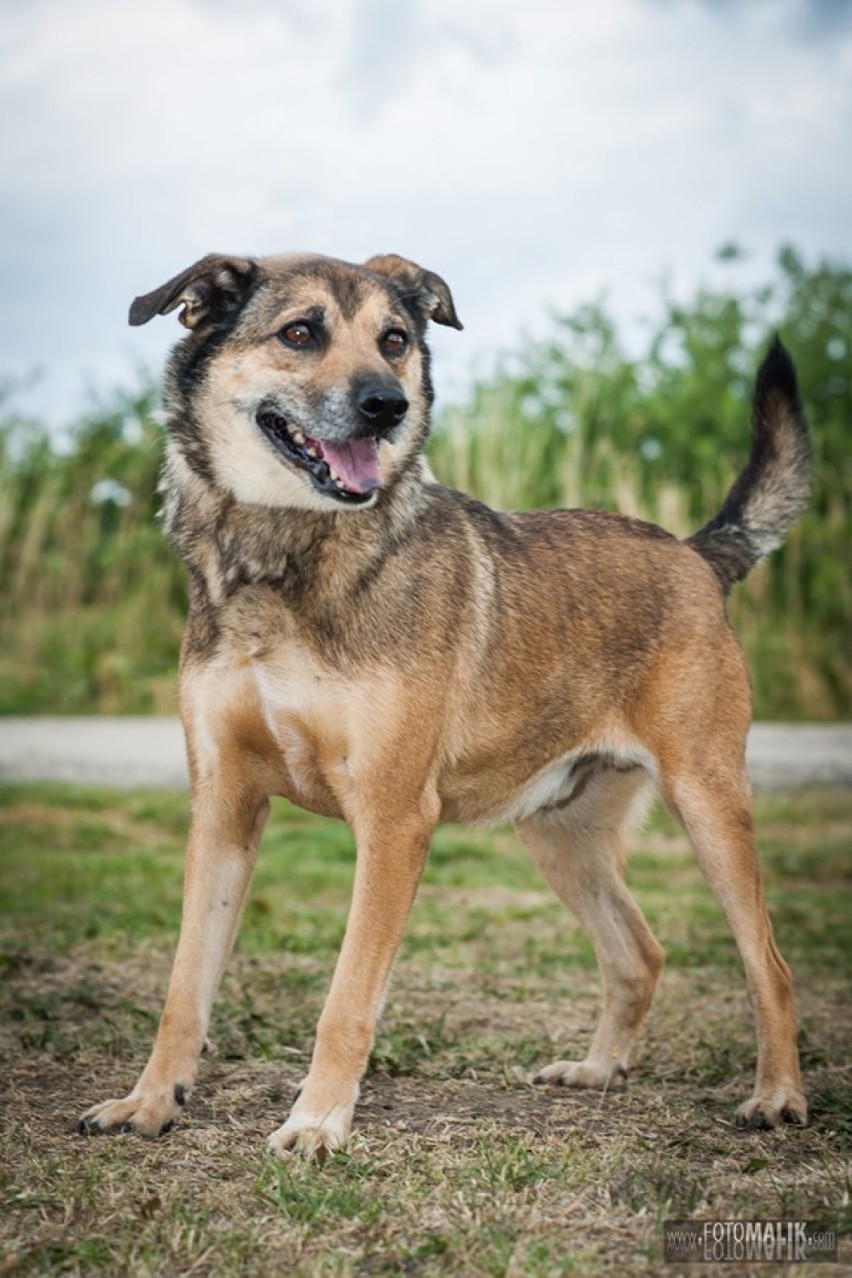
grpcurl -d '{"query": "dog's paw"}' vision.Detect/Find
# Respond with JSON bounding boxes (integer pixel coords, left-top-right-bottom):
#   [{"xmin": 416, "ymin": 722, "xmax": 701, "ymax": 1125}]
[
  {"xmin": 736, "ymin": 1086, "xmax": 807, "ymax": 1130},
  {"xmin": 78, "ymin": 1082, "xmax": 189, "ymax": 1139},
  {"xmin": 266, "ymin": 1087, "xmax": 356, "ymax": 1163},
  {"xmin": 532, "ymin": 1058, "xmax": 628, "ymax": 1089}
]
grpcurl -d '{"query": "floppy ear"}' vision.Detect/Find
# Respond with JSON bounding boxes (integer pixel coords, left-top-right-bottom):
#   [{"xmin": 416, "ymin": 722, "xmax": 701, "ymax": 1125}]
[
  {"xmin": 364, "ymin": 254, "xmax": 463, "ymax": 330},
  {"xmin": 128, "ymin": 254, "xmax": 260, "ymax": 329}
]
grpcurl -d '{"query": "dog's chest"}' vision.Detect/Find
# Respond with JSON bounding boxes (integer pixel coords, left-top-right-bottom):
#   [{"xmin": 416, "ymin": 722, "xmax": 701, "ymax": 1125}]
[{"xmin": 250, "ymin": 647, "xmax": 351, "ymax": 812}]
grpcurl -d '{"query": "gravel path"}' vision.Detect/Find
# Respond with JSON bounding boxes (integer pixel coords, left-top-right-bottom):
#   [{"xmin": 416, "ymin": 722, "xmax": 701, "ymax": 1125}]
[{"xmin": 0, "ymin": 718, "xmax": 850, "ymax": 792}]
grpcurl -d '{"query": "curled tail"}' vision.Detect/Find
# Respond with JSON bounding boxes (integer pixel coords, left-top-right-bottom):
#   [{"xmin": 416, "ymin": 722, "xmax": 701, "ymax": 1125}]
[{"xmin": 688, "ymin": 337, "xmax": 812, "ymax": 593}]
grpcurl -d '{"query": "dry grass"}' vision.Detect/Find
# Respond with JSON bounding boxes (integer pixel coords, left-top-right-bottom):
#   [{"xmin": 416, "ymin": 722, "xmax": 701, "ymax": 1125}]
[{"xmin": 1, "ymin": 785, "xmax": 850, "ymax": 1276}]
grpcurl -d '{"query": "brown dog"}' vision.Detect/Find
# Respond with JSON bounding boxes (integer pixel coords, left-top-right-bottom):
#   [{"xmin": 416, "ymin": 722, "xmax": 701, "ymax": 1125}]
[{"xmin": 79, "ymin": 251, "xmax": 810, "ymax": 1158}]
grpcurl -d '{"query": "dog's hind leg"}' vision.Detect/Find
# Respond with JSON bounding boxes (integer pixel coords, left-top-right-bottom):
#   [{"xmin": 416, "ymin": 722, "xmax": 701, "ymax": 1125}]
[
  {"xmin": 516, "ymin": 765, "xmax": 663, "ymax": 1089},
  {"xmin": 661, "ymin": 761, "xmax": 806, "ymax": 1128}
]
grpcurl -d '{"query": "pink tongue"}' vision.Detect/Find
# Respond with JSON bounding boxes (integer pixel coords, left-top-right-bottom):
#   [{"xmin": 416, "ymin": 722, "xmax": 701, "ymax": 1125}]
[{"xmin": 319, "ymin": 438, "xmax": 381, "ymax": 494}]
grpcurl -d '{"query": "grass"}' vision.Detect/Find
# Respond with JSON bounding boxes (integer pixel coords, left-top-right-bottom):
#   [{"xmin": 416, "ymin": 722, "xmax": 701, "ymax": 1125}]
[{"xmin": 1, "ymin": 784, "xmax": 850, "ymax": 1275}]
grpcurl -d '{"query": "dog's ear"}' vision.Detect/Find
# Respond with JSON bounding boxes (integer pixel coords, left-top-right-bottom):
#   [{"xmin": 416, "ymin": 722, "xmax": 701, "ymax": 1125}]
[
  {"xmin": 364, "ymin": 254, "xmax": 463, "ymax": 331},
  {"xmin": 129, "ymin": 255, "xmax": 260, "ymax": 329}
]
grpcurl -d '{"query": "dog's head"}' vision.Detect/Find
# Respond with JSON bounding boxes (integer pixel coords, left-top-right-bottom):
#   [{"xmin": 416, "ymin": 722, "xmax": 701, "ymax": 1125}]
[{"xmin": 131, "ymin": 252, "xmax": 462, "ymax": 512}]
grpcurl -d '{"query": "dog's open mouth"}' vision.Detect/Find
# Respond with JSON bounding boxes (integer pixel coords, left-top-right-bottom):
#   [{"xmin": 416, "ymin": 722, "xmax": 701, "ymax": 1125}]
[{"xmin": 257, "ymin": 410, "xmax": 381, "ymax": 505}]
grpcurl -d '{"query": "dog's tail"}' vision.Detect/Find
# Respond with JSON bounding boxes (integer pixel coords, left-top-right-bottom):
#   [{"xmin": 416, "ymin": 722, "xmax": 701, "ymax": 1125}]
[{"xmin": 687, "ymin": 337, "xmax": 812, "ymax": 594}]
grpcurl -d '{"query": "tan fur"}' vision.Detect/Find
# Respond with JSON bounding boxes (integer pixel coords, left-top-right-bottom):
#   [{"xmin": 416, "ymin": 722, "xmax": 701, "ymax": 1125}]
[{"xmin": 79, "ymin": 252, "xmax": 807, "ymax": 1158}]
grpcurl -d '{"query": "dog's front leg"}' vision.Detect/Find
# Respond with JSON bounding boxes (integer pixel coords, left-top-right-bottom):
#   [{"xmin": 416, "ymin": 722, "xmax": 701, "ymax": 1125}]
[
  {"xmin": 268, "ymin": 799, "xmax": 437, "ymax": 1160},
  {"xmin": 79, "ymin": 792, "xmax": 268, "ymax": 1137}
]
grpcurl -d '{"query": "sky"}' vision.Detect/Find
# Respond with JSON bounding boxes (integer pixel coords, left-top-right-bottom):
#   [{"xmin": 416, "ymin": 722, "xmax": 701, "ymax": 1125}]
[{"xmin": 0, "ymin": 0, "xmax": 850, "ymax": 427}]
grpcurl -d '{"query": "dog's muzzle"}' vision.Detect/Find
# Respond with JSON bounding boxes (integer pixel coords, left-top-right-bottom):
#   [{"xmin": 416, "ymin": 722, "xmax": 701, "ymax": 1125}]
[{"xmin": 256, "ymin": 408, "xmax": 382, "ymax": 505}]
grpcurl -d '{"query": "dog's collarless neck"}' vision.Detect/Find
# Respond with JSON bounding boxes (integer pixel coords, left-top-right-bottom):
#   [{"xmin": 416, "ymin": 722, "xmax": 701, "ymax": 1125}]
[{"xmin": 164, "ymin": 455, "xmax": 427, "ymax": 610}]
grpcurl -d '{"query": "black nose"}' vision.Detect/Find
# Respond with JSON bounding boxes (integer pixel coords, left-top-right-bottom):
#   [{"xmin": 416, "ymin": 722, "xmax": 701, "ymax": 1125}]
[{"xmin": 356, "ymin": 385, "xmax": 409, "ymax": 434}]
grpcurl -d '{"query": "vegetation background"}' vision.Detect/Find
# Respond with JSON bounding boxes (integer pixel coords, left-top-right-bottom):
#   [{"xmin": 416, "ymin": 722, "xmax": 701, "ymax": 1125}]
[{"xmin": 1, "ymin": 244, "xmax": 849, "ymax": 720}]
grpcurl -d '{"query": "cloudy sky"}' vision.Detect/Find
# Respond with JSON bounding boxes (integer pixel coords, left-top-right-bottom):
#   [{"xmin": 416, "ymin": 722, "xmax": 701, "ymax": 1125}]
[{"xmin": 1, "ymin": 0, "xmax": 850, "ymax": 426}]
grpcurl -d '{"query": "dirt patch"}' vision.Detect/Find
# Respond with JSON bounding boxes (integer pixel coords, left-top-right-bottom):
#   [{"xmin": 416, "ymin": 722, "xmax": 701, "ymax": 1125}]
[{"xmin": 1, "ymin": 950, "xmax": 850, "ymax": 1276}]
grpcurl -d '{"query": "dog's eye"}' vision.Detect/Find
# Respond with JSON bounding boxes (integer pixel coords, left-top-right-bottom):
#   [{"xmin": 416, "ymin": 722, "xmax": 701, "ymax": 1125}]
[
  {"xmin": 280, "ymin": 322, "xmax": 314, "ymax": 347},
  {"xmin": 381, "ymin": 329, "xmax": 408, "ymax": 357}
]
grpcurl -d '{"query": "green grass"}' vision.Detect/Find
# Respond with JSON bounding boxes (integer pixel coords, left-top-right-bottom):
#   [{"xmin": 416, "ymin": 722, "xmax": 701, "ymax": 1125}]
[{"xmin": 1, "ymin": 784, "xmax": 850, "ymax": 1275}]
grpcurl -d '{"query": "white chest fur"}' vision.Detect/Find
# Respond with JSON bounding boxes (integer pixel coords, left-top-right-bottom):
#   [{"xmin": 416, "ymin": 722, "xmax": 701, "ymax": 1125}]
[{"xmin": 251, "ymin": 649, "xmax": 338, "ymax": 797}]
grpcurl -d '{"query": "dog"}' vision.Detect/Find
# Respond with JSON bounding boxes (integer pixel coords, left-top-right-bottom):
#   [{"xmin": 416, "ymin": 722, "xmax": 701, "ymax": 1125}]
[{"xmin": 78, "ymin": 251, "xmax": 811, "ymax": 1159}]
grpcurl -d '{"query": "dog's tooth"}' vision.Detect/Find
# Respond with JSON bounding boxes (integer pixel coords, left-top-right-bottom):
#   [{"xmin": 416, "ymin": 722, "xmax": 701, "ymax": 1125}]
[
  {"xmin": 292, "ymin": 429, "xmax": 305, "ymax": 444},
  {"xmin": 306, "ymin": 445, "xmax": 318, "ymax": 458},
  {"xmin": 329, "ymin": 466, "xmax": 339, "ymax": 480}
]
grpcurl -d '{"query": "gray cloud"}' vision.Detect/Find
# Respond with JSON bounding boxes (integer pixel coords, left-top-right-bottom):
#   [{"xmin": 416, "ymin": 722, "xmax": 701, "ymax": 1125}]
[
  {"xmin": 342, "ymin": 0, "xmax": 426, "ymax": 120},
  {"xmin": 340, "ymin": 0, "xmax": 509, "ymax": 121},
  {"xmin": 1, "ymin": 0, "xmax": 849, "ymax": 425},
  {"xmin": 798, "ymin": 0, "xmax": 852, "ymax": 38},
  {"xmin": 644, "ymin": 0, "xmax": 852, "ymax": 40}
]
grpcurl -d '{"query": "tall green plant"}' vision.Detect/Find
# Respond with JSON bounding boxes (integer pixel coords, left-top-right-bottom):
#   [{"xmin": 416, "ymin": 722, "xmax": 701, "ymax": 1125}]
[
  {"xmin": 0, "ymin": 246, "xmax": 848, "ymax": 717},
  {"xmin": 0, "ymin": 385, "xmax": 185, "ymax": 712}
]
